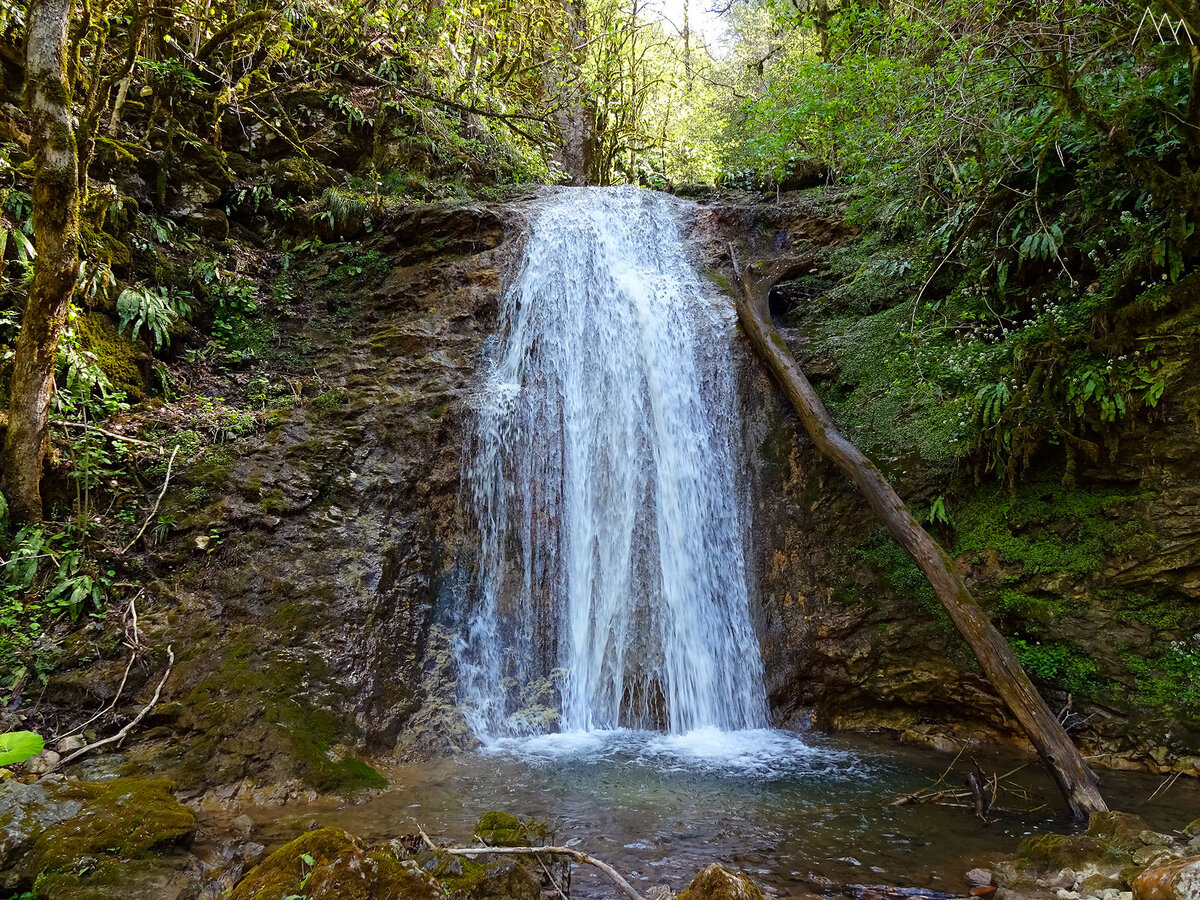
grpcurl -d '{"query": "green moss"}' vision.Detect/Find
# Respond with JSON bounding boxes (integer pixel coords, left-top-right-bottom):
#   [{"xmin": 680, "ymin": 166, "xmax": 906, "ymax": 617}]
[
  {"xmin": 23, "ymin": 778, "xmax": 195, "ymax": 883},
  {"xmin": 675, "ymin": 864, "xmax": 766, "ymax": 900},
  {"xmin": 953, "ymin": 480, "xmax": 1146, "ymax": 576},
  {"xmin": 1116, "ymin": 592, "xmax": 1193, "ymax": 630},
  {"xmin": 260, "ymin": 487, "xmax": 289, "ymax": 514},
  {"xmin": 177, "ymin": 627, "xmax": 383, "ymax": 794},
  {"xmin": 1016, "ymin": 832, "xmax": 1132, "ymax": 873},
  {"xmin": 990, "ymin": 588, "xmax": 1064, "ymax": 625},
  {"xmin": 1121, "ymin": 640, "xmax": 1200, "ymax": 720},
  {"xmin": 93, "ymin": 135, "xmax": 140, "ymax": 164},
  {"xmin": 313, "ymin": 389, "xmax": 349, "ymax": 415},
  {"xmin": 229, "ymin": 828, "xmax": 439, "ymax": 900},
  {"xmin": 807, "ymin": 303, "xmax": 968, "ymax": 473},
  {"xmin": 473, "ymin": 811, "xmax": 550, "ymax": 847},
  {"xmin": 74, "ymin": 312, "xmax": 147, "ymax": 399},
  {"xmin": 187, "ymin": 445, "xmax": 237, "ymax": 487},
  {"xmin": 705, "ymin": 269, "xmax": 735, "ymax": 297},
  {"xmin": 1010, "ymin": 638, "xmax": 1108, "ymax": 696},
  {"xmin": 79, "ymin": 222, "xmax": 132, "ymax": 268},
  {"xmin": 853, "ymin": 529, "xmax": 950, "ymax": 628}
]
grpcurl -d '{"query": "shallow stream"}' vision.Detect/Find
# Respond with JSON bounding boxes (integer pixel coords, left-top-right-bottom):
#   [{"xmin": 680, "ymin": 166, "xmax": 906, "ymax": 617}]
[{"xmin": 238, "ymin": 729, "xmax": 1200, "ymax": 898}]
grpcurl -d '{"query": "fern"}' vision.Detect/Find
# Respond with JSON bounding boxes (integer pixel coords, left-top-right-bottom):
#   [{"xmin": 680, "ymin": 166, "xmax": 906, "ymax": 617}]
[{"xmin": 116, "ymin": 285, "xmax": 191, "ymax": 350}]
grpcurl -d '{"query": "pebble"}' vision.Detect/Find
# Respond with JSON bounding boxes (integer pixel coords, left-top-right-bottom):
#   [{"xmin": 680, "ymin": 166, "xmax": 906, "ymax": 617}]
[
  {"xmin": 967, "ymin": 868, "xmax": 994, "ymax": 887},
  {"xmin": 55, "ymin": 735, "xmax": 86, "ymax": 753},
  {"xmin": 24, "ymin": 750, "xmax": 61, "ymax": 776}
]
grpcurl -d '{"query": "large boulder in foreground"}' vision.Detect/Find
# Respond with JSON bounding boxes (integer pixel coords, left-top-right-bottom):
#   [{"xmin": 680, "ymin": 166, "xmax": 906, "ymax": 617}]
[
  {"xmin": 1133, "ymin": 856, "xmax": 1200, "ymax": 900},
  {"xmin": 0, "ymin": 775, "xmax": 197, "ymax": 899},
  {"xmin": 228, "ymin": 827, "xmax": 441, "ymax": 900}
]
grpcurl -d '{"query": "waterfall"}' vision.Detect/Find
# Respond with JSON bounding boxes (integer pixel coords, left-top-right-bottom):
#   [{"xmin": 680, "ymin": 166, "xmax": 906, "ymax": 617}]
[{"xmin": 457, "ymin": 187, "xmax": 768, "ymax": 739}]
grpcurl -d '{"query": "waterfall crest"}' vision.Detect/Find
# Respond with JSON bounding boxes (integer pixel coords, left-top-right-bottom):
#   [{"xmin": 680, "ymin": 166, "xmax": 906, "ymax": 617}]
[{"xmin": 458, "ymin": 187, "xmax": 767, "ymax": 738}]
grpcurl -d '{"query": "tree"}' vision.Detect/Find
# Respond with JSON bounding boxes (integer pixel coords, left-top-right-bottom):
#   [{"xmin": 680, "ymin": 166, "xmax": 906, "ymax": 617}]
[
  {"xmin": 731, "ymin": 252, "xmax": 1108, "ymax": 823},
  {"xmin": 1, "ymin": 0, "xmax": 81, "ymax": 524}
]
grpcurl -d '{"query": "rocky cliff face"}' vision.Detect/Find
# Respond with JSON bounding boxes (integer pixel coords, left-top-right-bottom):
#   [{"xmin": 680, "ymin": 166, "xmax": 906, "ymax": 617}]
[
  {"xmin": 34, "ymin": 189, "xmax": 1198, "ymax": 799},
  {"xmin": 37, "ymin": 201, "xmax": 523, "ymax": 799},
  {"xmin": 682, "ymin": 192, "xmax": 1200, "ymax": 777}
]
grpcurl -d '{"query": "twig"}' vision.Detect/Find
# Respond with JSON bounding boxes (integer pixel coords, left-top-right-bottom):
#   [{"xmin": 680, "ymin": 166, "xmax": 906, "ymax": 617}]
[
  {"xmin": 43, "ymin": 646, "xmax": 174, "ymax": 774},
  {"xmin": 51, "ymin": 419, "xmax": 157, "ymax": 447},
  {"xmin": 533, "ymin": 851, "xmax": 571, "ymax": 900},
  {"xmin": 52, "ymin": 653, "xmax": 136, "ymax": 742},
  {"xmin": 122, "ymin": 445, "xmax": 180, "ymax": 554},
  {"xmin": 1147, "ymin": 770, "xmax": 1182, "ymax": 803},
  {"xmin": 418, "ymin": 827, "xmax": 644, "ymax": 900}
]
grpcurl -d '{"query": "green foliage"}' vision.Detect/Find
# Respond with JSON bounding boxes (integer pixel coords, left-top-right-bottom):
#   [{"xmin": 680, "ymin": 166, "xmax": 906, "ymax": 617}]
[
  {"xmin": 117, "ymin": 285, "xmax": 192, "ymax": 351},
  {"xmin": 0, "ymin": 730, "xmax": 44, "ymax": 766},
  {"xmin": 1, "ymin": 525, "xmax": 111, "ymax": 690},
  {"xmin": 953, "ymin": 481, "xmax": 1142, "ymax": 576},
  {"xmin": 1121, "ymin": 638, "xmax": 1200, "ymax": 720},
  {"xmin": 717, "ymin": 0, "xmax": 1200, "ymax": 484},
  {"xmin": 853, "ymin": 528, "xmax": 948, "ymax": 626},
  {"xmin": 1010, "ymin": 638, "xmax": 1106, "ymax": 696}
]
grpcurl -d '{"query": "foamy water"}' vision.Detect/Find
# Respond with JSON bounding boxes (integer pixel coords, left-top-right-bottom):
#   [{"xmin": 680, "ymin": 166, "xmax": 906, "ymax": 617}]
[{"xmin": 479, "ymin": 726, "xmax": 865, "ymax": 779}]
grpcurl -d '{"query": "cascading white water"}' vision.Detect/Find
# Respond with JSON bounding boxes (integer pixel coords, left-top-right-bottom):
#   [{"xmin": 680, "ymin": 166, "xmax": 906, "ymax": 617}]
[{"xmin": 457, "ymin": 187, "xmax": 768, "ymax": 739}]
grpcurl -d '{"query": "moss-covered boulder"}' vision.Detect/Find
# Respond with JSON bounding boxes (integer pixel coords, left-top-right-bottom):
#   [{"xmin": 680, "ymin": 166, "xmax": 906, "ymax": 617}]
[
  {"xmin": 472, "ymin": 810, "xmax": 549, "ymax": 847},
  {"xmin": 675, "ymin": 863, "xmax": 766, "ymax": 900},
  {"xmin": 0, "ymin": 776, "xmax": 197, "ymax": 899},
  {"xmin": 1017, "ymin": 832, "xmax": 1134, "ymax": 873},
  {"xmin": 229, "ymin": 827, "xmax": 440, "ymax": 900},
  {"xmin": 1017, "ymin": 810, "xmax": 1159, "ymax": 875},
  {"xmin": 0, "ymin": 779, "xmax": 90, "ymax": 888}
]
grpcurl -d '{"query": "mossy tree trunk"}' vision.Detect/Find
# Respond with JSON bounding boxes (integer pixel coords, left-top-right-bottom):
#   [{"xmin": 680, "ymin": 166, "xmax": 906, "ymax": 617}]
[
  {"xmin": 554, "ymin": 0, "xmax": 593, "ymax": 184},
  {"xmin": 731, "ymin": 252, "xmax": 1108, "ymax": 823},
  {"xmin": 0, "ymin": 0, "xmax": 81, "ymax": 524}
]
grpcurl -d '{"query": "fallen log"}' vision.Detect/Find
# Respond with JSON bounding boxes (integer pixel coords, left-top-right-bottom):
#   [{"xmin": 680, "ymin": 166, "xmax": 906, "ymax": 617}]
[{"xmin": 728, "ymin": 247, "xmax": 1106, "ymax": 822}]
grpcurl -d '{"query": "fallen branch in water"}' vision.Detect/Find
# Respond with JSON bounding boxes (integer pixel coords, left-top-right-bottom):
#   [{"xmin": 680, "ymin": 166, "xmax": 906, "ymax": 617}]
[{"xmin": 418, "ymin": 827, "xmax": 644, "ymax": 900}]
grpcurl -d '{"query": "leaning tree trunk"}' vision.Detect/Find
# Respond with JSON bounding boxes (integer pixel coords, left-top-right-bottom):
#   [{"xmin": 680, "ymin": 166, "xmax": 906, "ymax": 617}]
[
  {"xmin": 730, "ymin": 251, "xmax": 1107, "ymax": 823},
  {"xmin": 0, "ymin": 0, "xmax": 81, "ymax": 524}
]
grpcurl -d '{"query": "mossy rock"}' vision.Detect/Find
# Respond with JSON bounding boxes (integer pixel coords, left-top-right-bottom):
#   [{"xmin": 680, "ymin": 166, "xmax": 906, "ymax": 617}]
[
  {"xmin": 74, "ymin": 312, "xmax": 151, "ymax": 400},
  {"xmin": 1086, "ymin": 810, "xmax": 1155, "ymax": 850},
  {"xmin": 472, "ymin": 811, "xmax": 549, "ymax": 847},
  {"xmin": 1016, "ymin": 831, "xmax": 1134, "ymax": 873},
  {"xmin": 79, "ymin": 221, "xmax": 132, "ymax": 270},
  {"xmin": 229, "ymin": 827, "xmax": 440, "ymax": 900},
  {"xmin": 270, "ymin": 157, "xmax": 335, "ymax": 199},
  {"xmin": 452, "ymin": 858, "xmax": 541, "ymax": 900},
  {"xmin": 674, "ymin": 863, "xmax": 766, "ymax": 900},
  {"xmin": 8, "ymin": 777, "xmax": 195, "ymax": 898},
  {"xmin": 21, "ymin": 777, "xmax": 195, "ymax": 877}
]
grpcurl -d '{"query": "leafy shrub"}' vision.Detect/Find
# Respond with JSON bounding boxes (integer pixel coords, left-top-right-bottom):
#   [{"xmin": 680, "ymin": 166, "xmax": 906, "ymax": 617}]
[{"xmin": 117, "ymin": 284, "xmax": 191, "ymax": 350}]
